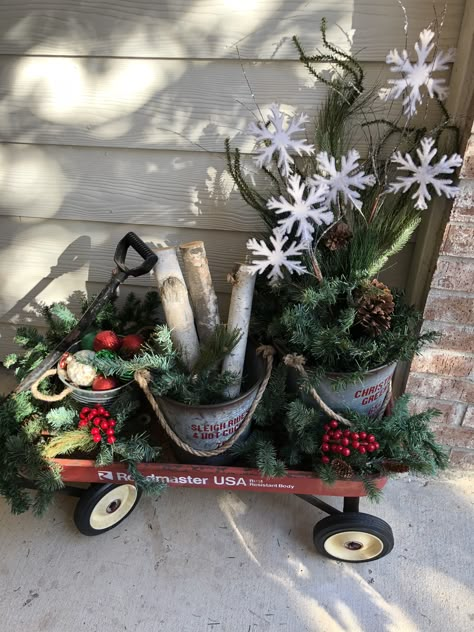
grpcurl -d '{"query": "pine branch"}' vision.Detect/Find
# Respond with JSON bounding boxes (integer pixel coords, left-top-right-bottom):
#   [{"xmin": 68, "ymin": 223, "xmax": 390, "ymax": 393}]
[
  {"xmin": 192, "ymin": 325, "xmax": 241, "ymax": 374},
  {"xmin": 46, "ymin": 407, "xmax": 78, "ymax": 432},
  {"xmin": 360, "ymin": 476, "xmax": 383, "ymax": 503}
]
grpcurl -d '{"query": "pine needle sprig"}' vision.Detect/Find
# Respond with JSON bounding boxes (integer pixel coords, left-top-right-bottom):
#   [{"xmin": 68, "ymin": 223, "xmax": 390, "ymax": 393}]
[
  {"xmin": 46, "ymin": 407, "xmax": 78, "ymax": 432},
  {"xmin": 94, "ymin": 351, "xmax": 174, "ymax": 380},
  {"xmin": 42, "ymin": 430, "xmax": 95, "ymax": 459},
  {"xmin": 192, "ymin": 325, "xmax": 241, "ymax": 374},
  {"xmin": 360, "ymin": 476, "xmax": 383, "ymax": 503}
]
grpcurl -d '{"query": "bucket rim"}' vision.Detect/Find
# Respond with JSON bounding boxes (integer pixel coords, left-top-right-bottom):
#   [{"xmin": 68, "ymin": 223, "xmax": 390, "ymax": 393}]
[
  {"xmin": 320, "ymin": 360, "xmax": 398, "ymax": 381},
  {"xmin": 157, "ymin": 373, "xmax": 263, "ymax": 411}
]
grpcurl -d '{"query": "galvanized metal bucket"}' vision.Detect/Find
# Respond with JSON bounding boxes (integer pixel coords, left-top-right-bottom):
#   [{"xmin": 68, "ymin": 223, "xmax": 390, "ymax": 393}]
[
  {"xmin": 57, "ymin": 342, "xmax": 131, "ymax": 406},
  {"xmin": 306, "ymin": 362, "xmax": 397, "ymax": 418},
  {"xmin": 157, "ymin": 345, "xmax": 264, "ymax": 465}
]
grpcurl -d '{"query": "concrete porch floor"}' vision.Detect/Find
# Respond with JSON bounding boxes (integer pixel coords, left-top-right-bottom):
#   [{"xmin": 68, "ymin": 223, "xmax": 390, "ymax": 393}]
[{"xmin": 0, "ymin": 472, "xmax": 472, "ymax": 632}]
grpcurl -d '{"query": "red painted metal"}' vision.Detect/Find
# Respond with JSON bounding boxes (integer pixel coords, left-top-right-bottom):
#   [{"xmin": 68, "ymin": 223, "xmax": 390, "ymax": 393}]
[{"xmin": 52, "ymin": 458, "xmax": 387, "ymax": 497}]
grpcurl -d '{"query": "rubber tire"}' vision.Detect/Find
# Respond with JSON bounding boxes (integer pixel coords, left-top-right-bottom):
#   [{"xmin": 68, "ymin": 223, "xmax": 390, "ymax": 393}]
[
  {"xmin": 74, "ymin": 483, "xmax": 142, "ymax": 536},
  {"xmin": 313, "ymin": 512, "xmax": 394, "ymax": 562}
]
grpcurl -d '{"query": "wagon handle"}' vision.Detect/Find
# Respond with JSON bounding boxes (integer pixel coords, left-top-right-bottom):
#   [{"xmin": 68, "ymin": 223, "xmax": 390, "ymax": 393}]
[
  {"xmin": 134, "ymin": 346, "xmax": 275, "ymax": 457},
  {"xmin": 30, "ymin": 368, "xmax": 73, "ymax": 402}
]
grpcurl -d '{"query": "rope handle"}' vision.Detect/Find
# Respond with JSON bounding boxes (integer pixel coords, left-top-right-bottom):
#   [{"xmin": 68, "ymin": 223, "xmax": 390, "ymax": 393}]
[
  {"xmin": 30, "ymin": 368, "xmax": 73, "ymax": 403},
  {"xmin": 134, "ymin": 345, "xmax": 275, "ymax": 457},
  {"xmin": 283, "ymin": 353, "xmax": 392, "ymax": 426}
]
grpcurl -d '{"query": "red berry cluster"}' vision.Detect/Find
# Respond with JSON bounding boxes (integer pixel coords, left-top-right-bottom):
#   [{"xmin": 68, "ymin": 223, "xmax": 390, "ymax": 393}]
[
  {"xmin": 320, "ymin": 419, "xmax": 380, "ymax": 464},
  {"xmin": 78, "ymin": 406, "xmax": 117, "ymax": 444}
]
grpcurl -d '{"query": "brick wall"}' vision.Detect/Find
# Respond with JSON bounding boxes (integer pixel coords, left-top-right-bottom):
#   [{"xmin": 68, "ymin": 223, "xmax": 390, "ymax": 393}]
[{"xmin": 406, "ymin": 131, "xmax": 474, "ymax": 468}]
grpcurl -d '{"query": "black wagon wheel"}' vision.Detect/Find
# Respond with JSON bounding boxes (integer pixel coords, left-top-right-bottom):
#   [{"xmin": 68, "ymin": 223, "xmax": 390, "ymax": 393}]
[
  {"xmin": 313, "ymin": 512, "xmax": 394, "ymax": 562},
  {"xmin": 74, "ymin": 483, "xmax": 142, "ymax": 536}
]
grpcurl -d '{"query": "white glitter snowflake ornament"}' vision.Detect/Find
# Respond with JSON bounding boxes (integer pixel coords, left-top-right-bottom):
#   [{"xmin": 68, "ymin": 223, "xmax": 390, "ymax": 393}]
[
  {"xmin": 267, "ymin": 173, "xmax": 333, "ymax": 244},
  {"xmin": 389, "ymin": 137, "xmax": 463, "ymax": 210},
  {"xmin": 248, "ymin": 104, "xmax": 314, "ymax": 178},
  {"xmin": 309, "ymin": 150, "xmax": 376, "ymax": 211},
  {"xmin": 246, "ymin": 230, "xmax": 308, "ymax": 283},
  {"xmin": 379, "ymin": 29, "xmax": 455, "ymax": 117}
]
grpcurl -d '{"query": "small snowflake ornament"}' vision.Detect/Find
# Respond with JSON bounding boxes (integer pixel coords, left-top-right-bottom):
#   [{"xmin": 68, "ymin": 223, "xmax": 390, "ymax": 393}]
[
  {"xmin": 379, "ymin": 29, "xmax": 455, "ymax": 117},
  {"xmin": 268, "ymin": 173, "xmax": 333, "ymax": 244},
  {"xmin": 309, "ymin": 149, "xmax": 376, "ymax": 211},
  {"xmin": 389, "ymin": 137, "xmax": 462, "ymax": 210},
  {"xmin": 248, "ymin": 104, "xmax": 314, "ymax": 178},
  {"xmin": 246, "ymin": 230, "xmax": 308, "ymax": 283}
]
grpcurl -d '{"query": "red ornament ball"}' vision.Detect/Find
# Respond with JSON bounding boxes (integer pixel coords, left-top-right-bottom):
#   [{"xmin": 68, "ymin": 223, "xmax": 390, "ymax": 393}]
[
  {"xmin": 367, "ymin": 444, "xmax": 376, "ymax": 452},
  {"xmin": 341, "ymin": 438, "xmax": 350, "ymax": 447},
  {"xmin": 321, "ymin": 456, "xmax": 330, "ymax": 464},
  {"xmin": 343, "ymin": 430, "xmax": 351, "ymax": 438},
  {"xmin": 321, "ymin": 443, "xmax": 330, "ymax": 452},
  {"xmin": 358, "ymin": 446, "xmax": 367, "ymax": 454},
  {"xmin": 92, "ymin": 435, "xmax": 102, "ymax": 444},
  {"xmin": 107, "ymin": 436, "xmax": 116, "ymax": 444},
  {"xmin": 331, "ymin": 444, "xmax": 339, "ymax": 453},
  {"xmin": 330, "ymin": 420, "xmax": 338, "ymax": 429},
  {"xmin": 90, "ymin": 427, "xmax": 100, "ymax": 436},
  {"xmin": 93, "ymin": 418, "xmax": 101, "ymax": 426},
  {"xmin": 352, "ymin": 441, "xmax": 360, "ymax": 449},
  {"xmin": 367, "ymin": 434, "xmax": 376, "ymax": 443},
  {"xmin": 351, "ymin": 432, "xmax": 359, "ymax": 440},
  {"xmin": 342, "ymin": 448, "xmax": 351, "ymax": 457},
  {"xmin": 92, "ymin": 376, "xmax": 119, "ymax": 391},
  {"xmin": 322, "ymin": 434, "xmax": 330, "ymax": 442},
  {"xmin": 374, "ymin": 442, "xmax": 380, "ymax": 450},
  {"xmin": 106, "ymin": 428, "xmax": 115, "ymax": 436},
  {"xmin": 359, "ymin": 431, "xmax": 367, "ymax": 440},
  {"xmin": 120, "ymin": 334, "xmax": 144, "ymax": 358},
  {"xmin": 108, "ymin": 419, "xmax": 116, "ymax": 428},
  {"xmin": 93, "ymin": 330, "xmax": 121, "ymax": 352},
  {"xmin": 324, "ymin": 424, "xmax": 330, "ymax": 431},
  {"xmin": 100, "ymin": 420, "xmax": 109, "ymax": 430}
]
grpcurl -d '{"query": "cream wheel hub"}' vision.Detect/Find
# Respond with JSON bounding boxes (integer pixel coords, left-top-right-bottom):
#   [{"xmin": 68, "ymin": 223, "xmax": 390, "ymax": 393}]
[
  {"xmin": 89, "ymin": 484, "xmax": 138, "ymax": 530},
  {"xmin": 324, "ymin": 530, "xmax": 384, "ymax": 561}
]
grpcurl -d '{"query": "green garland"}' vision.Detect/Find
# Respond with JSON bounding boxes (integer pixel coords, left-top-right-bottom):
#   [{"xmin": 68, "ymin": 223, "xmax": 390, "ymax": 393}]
[
  {"xmin": 0, "ymin": 292, "xmax": 165, "ymax": 515},
  {"xmin": 233, "ymin": 364, "xmax": 448, "ymax": 501}
]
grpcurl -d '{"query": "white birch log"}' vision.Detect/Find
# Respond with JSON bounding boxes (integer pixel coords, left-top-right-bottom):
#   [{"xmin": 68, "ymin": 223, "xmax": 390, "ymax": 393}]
[
  {"xmin": 221, "ymin": 264, "xmax": 256, "ymax": 398},
  {"xmin": 154, "ymin": 246, "xmax": 200, "ymax": 371},
  {"xmin": 179, "ymin": 241, "xmax": 220, "ymax": 343}
]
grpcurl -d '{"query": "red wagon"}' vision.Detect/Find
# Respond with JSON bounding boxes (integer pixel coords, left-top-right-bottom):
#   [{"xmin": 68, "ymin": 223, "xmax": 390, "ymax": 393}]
[{"xmin": 52, "ymin": 457, "xmax": 393, "ymax": 563}]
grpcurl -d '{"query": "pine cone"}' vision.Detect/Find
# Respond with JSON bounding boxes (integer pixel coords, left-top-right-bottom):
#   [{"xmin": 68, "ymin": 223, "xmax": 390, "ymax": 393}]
[
  {"xmin": 323, "ymin": 222, "xmax": 352, "ymax": 251},
  {"xmin": 355, "ymin": 279, "xmax": 395, "ymax": 337},
  {"xmin": 382, "ymin": 460, "xmax": 410, "ymax": 473},
  {"xmin": 331, "ymin": 458, "xmax": 354, "ymax": 479}
]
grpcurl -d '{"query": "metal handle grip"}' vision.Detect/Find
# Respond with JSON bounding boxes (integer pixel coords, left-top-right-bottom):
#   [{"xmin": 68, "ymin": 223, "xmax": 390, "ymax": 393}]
[{"xmin": 114, "ymin": 232, "xmax": 157, "ymax": 278}]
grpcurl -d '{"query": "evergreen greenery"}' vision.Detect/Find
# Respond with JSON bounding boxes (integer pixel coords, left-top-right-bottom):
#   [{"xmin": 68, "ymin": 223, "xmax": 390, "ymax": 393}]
[
  {"xmin": 277, "ymin": 280, "xmax": 438, "ymax": 379},
  {"xmin": 0, "ymin": 292, "xmax": 165, "ymax": 515},
  {"xmin": 92, "ymin": 322, "xmax": 242, "ymax": 405},
  {"xmin": 225, "ymin": 19, "xmax": 454, "ymax": 381},
  {"xmin": 234, "ymin": 364, "xmax": 448, "ymax": 500}
]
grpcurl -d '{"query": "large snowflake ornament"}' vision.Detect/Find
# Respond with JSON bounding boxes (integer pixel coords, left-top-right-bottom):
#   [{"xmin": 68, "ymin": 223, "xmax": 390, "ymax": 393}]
[
  {"xmin": 309, "ymin": 150, "xmax": 376, "ymax": 211},
  {"xmin": 246, "ymin": 230, "xmax": 308, "ymax": 283},
  {"xmin": 248, "ymin": 104, "xmax": 314, "ymax": 178},
  {"xmin": 379, "ymin": 29, "xmax": 455, "ymax": 117},
  {"xmin": 389, "ymin": 137, "xmax": 462, "ymax": 210},
  {"xmin": 267, "ymin": 173, "xmax": 333, "ymax": 244}
]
